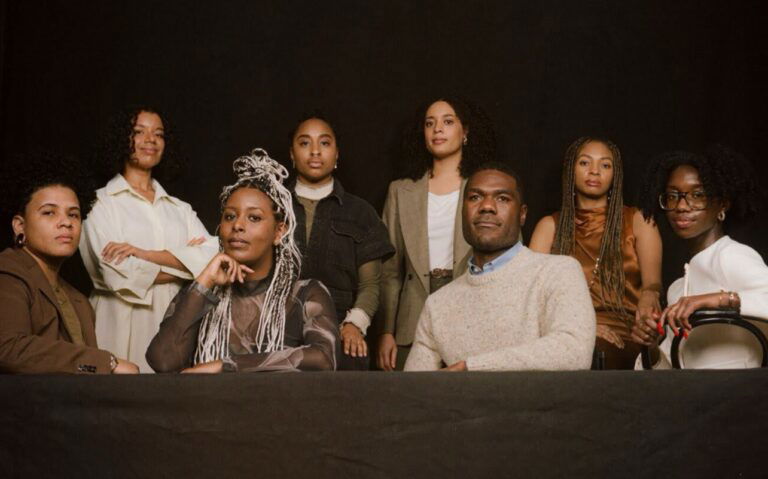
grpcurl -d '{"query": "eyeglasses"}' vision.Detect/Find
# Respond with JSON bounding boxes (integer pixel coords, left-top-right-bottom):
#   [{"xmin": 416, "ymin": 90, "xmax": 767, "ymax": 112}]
[{"xmin": 658, "ymin": 190, "xmax": 708, "ymax": 211}]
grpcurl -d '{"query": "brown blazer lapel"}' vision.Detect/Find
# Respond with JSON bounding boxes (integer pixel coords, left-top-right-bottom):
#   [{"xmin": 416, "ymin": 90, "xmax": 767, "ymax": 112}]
[
  {"xmin": 34, "ymin": 274, "xmax": 71, "ymax": 339},
  {"xmin": 399, "ymin": 174, "xmax": 430, "ymax": 293},
  {"xmin": 64, "ymin": 283, "xmax": 98, "ymax": 347}
]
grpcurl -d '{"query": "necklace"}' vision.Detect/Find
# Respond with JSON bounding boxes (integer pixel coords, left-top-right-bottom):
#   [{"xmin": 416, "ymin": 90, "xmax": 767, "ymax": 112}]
[{"xmin": 589, "ymin": 256, "xmax": 601, "ymax": 288}]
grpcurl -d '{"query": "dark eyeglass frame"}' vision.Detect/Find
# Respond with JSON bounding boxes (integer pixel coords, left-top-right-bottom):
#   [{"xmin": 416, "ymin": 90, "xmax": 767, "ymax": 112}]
[{"xmin": 658, "ymin": 190, "xmax": 708, "ymax": 211}]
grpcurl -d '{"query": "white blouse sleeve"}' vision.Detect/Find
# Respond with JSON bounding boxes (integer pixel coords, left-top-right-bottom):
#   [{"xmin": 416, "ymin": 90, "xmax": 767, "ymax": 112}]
[
  {"xmin": 719, "ymin": 243, "xmax": 768, "ymax": 318},
  {"xmin": 80, "ymin": 199, "xmax": 160, "ymax": 306},
  {"xmin": 163, "ymin": 202, "xmax": 218, "ymax": 279}
]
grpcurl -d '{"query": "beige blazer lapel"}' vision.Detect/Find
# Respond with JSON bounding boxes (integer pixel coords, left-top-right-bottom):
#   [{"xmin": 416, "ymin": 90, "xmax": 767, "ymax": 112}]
[
  {"xmin": 399, "ymin": 174, "xmax": 430, "ymax": 294},
  {"xmin": 452, "ymin": 179, "xmax": 471, "ymax": 274}
]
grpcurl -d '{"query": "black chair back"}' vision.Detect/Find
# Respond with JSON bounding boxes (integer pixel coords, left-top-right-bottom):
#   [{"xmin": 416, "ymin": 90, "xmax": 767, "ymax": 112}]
[{"xmin": 641, "ymin": 311, "xmax": 768, "ymax": 369}]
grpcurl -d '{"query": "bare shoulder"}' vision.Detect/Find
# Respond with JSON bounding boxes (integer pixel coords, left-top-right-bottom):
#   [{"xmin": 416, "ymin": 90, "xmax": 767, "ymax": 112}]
[
  {"xmin": 632, "ymin": 208, "xmax": 657, "ymax": 232},
  {"xmin": 528, "ymin": 215, "xmax": 556, "ymax": 253}
]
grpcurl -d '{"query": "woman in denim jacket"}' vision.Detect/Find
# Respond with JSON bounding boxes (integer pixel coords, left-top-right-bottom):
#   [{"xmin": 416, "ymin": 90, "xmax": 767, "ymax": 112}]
[{"xmin": 288, "ymin": 112, "xmax": 394, "ymax": 369}]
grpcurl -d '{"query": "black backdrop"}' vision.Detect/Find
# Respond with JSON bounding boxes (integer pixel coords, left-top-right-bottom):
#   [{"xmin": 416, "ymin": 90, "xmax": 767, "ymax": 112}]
[{"xmin": 1, "ymin": 0, "xmax": 767, "ymax": 294}]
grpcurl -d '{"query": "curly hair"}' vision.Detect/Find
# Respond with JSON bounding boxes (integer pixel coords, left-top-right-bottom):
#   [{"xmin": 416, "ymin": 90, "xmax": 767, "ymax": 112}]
[
  {"xmin": 93, "ymin": 105, "xmax": 184, "ymax": 185},
  {"xmin": 400, "ymin": 95, "xmax": 497, "ymax": 180},
  {"xmin": 552, "ymin": 137, "xmax": 628, "ymax": 320},
  {"xmin": 639, "ymin": 144, "xmax": 759, "ymax": 231},
  {"xmin": 0, "ymin": 150, "xmax": 97, "ymax": 246}
]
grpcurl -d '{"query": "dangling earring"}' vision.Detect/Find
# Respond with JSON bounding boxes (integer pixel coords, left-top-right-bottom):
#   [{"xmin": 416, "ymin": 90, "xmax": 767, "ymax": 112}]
[
  {"xmin": 14, "ymin": 233, "xmax": 25, "ymax": 248},
  {"xmin": 334, "ymin": 162, "xmax": 338, "ymax": 170},
  {"xmin": 717, "ymin": 210, "xmax": 726, "ymax": 222},
  {"xmin": 463, "ymin": 136, "xmax": 468, "ymax": 146}
]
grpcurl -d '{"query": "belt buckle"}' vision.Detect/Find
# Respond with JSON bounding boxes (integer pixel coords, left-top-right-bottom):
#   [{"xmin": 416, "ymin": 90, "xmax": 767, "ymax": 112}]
[{"xmin": 429, "ymin": 268, "xmax": 452, "ymax": 279}]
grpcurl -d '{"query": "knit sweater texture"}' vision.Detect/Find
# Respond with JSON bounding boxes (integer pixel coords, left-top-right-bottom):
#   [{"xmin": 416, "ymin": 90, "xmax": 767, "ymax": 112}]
[{"xmin": 404, "ymin": 247, "xmax": 596, "ymax": 371}]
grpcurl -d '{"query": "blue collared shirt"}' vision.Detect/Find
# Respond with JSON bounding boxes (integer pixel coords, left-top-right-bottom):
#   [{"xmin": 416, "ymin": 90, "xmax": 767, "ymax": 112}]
[{"xmin": 468, "ymin": 241, "xmax": 523, "ymax": 276}]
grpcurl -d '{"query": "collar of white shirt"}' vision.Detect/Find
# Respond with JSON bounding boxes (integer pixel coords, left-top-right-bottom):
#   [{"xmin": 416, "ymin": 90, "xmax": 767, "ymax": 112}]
[{"xmin": 106, "ymin": 174, "xmax": 176, "ymax": 204}]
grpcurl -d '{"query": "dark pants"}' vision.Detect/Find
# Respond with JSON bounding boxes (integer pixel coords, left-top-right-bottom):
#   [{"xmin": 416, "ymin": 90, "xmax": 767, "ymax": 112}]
[
  {"xmin": 592, "ymin": 337, "xmax": 642, "ymax": 370},
  {"xmin": 394, "ymin": 275, "xmax": 453, "ymax": 371}
]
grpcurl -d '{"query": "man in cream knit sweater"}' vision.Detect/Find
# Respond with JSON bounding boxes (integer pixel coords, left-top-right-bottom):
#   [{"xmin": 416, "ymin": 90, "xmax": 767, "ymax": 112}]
[{"xmin": 404, "ymin": 163, "xmax": 596, "ymax": 371}]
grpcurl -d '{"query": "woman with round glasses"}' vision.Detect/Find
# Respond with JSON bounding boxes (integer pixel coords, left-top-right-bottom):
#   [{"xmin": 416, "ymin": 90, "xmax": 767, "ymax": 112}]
[
  {"xmin": 632, "ymin": 146, "xmax": 768, "ymax": 368},
  {"xmin": 529, "ymin": 137, "xmax": 663, "ymax": 369}
]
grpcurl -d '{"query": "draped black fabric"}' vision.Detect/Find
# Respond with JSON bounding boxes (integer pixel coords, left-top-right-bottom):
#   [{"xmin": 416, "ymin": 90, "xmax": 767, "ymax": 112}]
[{"xmin": 1, "ymin": 370, "xmax": 766, "ymax": 478}]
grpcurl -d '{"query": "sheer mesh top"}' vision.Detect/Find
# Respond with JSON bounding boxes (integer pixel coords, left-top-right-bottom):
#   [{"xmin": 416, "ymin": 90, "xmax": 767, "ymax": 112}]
[{"xmin": 146, "ymin": 278, "xmax": 339, "ymax": 372}]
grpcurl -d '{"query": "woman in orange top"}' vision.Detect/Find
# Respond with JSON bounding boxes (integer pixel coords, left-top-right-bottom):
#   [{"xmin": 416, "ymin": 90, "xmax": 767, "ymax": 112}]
[{"xmin": 529, "ymin": 137, "xmax": 662, "ymax": 369}]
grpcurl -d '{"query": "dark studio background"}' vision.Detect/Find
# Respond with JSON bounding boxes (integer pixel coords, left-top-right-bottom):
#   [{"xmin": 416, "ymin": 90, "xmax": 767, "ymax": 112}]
[{"xmin": 0, "ymin": 0, "xmax": 766, "ymax": 298}]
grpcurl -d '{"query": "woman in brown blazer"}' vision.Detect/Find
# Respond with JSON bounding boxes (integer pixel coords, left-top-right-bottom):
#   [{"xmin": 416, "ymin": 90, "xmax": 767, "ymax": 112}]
[
  {"xmin": 377, "ymin": 97, "xmax": 497, "ymax": 370},
  {"xmin": 0, "ymin": 152, "xmax": 138, "ymax": 374}
]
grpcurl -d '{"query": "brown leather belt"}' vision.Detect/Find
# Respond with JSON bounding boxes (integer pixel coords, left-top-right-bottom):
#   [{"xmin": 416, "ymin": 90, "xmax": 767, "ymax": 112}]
[{"xmin": 428, "ymin": 268, "xmax": 453, "ymax": 279}]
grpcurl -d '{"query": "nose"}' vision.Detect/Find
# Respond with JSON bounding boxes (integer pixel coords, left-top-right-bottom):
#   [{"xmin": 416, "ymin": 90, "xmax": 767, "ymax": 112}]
[
  {"xmin": 142, "ymin": 130, "xmax": 157, "ymax": 144},
  {"xmin": 232, "ymin": 215, "xmax": 246, "ymax": 232},
  {"xmin": 588, "ymin": 163, "xmax": 600, "ymax": 175},
  {"xmin": 675, "ymin": 195, "xmax": 692, "ymax": 212},
  {"xmin": 310, "ymin": 140, "xmax": 320, "ymax": 156},
  {"xmin": 478, "ymin": 196, "xmax": 497, "ymax": 214},
  {"xmin": 59, "ymin": 213, "xmax": 73, "ymax": 228}
]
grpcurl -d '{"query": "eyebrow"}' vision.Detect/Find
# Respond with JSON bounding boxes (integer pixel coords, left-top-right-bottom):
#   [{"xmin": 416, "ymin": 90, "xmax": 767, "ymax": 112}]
[
  {"xmin": 134, "ymin": 124, "xmax": 164, "ymax": 130},
  {"xmin": 667, "ymin": 183, "xmax": 704, "ymax": 189},
  {"xmin": 224, "ymin": 206, "xmax": 266, "ymax": 212},
  {"xmin": 296, "ymin": 133, "xmax": 333, "ymax": 139},
  {"xmin": 577, "ymin": 153, "xmax": 612, "ymax": 161},
  {"xmin": 467, "ymin": 187, "xmax": 515, "ymax": 195}
]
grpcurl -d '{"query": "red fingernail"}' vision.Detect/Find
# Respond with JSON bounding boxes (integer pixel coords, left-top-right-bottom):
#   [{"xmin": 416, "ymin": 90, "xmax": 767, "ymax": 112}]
[
  {"xmin": 657, "ymin": 322, "xmax": 663, "ymax": 334},
  {"xmin": 683, "ymin": 330, "xmax": 689, "ymax": 339},
  {"xmin": 673, "ymin": 329, "xmax": 679, "ymax": 337}
]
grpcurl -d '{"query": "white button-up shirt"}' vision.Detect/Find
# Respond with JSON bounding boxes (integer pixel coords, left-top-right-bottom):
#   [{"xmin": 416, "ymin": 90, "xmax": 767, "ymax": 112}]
[{"xmin": 80, "ymin": 174, "xmax": 218, "ymax": 372}]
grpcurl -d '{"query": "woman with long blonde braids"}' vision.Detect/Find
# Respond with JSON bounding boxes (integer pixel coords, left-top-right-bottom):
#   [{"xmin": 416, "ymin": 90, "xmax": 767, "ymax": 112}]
[{"xmin": 146, "ymin": 149, "xmax": 339, "ymax": 373}]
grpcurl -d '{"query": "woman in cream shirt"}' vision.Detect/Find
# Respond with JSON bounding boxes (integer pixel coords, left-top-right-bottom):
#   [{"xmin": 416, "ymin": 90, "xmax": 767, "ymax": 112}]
[{"xmin": 80, "ymin": 107, "xmax": 217, "ymax": 373}]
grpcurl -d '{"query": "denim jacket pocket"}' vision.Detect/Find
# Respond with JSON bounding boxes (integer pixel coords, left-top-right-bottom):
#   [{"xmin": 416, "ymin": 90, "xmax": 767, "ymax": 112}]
[
  {"xmin": 328, "ymin": 220, "xmax": 364, "ymax": 275},
  {"xmin": 330, "ymin": 220, "xmax": 365, "ymax": 243}
]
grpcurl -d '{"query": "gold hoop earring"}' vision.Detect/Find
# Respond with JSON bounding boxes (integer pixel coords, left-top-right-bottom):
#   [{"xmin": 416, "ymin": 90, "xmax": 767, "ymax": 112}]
[{"xmin": 717, "ymin": 210, "xmax": 726, "ymax": 222}]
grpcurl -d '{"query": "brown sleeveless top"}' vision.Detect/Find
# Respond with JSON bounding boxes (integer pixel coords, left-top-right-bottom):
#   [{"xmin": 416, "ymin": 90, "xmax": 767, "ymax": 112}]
[{"xmin": 552, "ymin": 206, "xmax": 641, "ymax": 340}]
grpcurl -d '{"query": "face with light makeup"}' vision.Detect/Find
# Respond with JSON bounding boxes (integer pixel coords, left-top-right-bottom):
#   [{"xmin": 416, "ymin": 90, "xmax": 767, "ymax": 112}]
[
  {"xmin": 219, "ymin": 187, "xmax": 285, "ymax": 271},
  {"xmin": 127, "ymin": 111, "xmax": 165, "ymax": 171},
  {"xmin": 12, "ymin": 184, "xmax": 82, "ymax": 263},
  {"xmin": 290, "ymin": 118, "xmax": 338, "ymax": 185},
  {"xmin": 573, "ymin": 140, "xmax": 614, "ymax": 200},
  {"xmin": 424, "ymin": 100, "xmax": 467, "ymax": 160},
  {"xmin": 664, "ymin": 164, "xmax": 726, "ymax": 242}
]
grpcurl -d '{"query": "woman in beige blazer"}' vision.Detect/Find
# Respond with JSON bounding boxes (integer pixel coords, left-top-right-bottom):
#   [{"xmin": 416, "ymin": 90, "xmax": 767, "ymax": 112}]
[{"xmin": 377, "ymin": 97, "xmax": 497, "ymax": 370}]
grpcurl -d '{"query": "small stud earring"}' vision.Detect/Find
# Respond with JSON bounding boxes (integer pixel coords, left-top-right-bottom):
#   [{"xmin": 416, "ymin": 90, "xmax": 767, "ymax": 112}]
[{"xmin": 14, "ymin": 233, "xmax": 25, "ymax": 248}]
